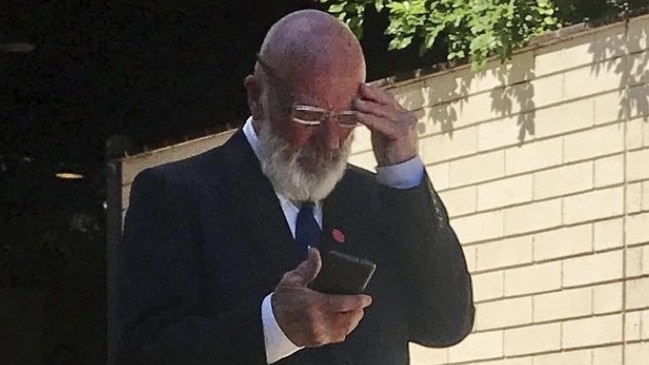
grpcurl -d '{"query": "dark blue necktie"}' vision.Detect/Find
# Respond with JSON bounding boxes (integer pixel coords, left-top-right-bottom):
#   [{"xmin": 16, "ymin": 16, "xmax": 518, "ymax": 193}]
[{"xmin": 295, "ymin": 202, "xmax": 321, "ymax": 259}]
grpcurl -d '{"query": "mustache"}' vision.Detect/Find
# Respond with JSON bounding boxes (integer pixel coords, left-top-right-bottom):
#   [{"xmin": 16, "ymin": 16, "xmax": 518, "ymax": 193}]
[
  {"xmin": 295, "ymin": 134, "xmax": 355, "ymax": 163},
  {"xmin": 297, "ymin": 146, "xmax": 345, "ymax": 162}
]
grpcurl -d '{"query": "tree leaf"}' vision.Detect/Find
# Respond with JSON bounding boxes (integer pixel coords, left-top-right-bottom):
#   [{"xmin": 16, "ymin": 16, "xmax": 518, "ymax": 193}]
[
  {"xmin": 328, "ymin": 3, "xmax": 345, "ymax": 13},
  {"xmin": 375, "ymin": 0, "xmax": 384, "ymax": 12}
]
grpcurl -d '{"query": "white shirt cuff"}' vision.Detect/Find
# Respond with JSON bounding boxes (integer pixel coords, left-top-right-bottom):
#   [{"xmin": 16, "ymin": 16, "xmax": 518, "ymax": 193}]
[
  {"xmin": 262, "ymin": 293, "xmax": 303, "ymax": 364},
  {"xmin": 376, "ymin": 155, "xmax": 425, "ymax": 189}
]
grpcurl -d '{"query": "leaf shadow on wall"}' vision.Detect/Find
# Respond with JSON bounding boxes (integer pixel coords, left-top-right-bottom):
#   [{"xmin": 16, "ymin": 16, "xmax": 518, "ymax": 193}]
[
  {"xmin": 489, "ymin": 53, "xmax": 537, "ymax": 145},
  {"xmin": 394, "ymin": 69, "xmax": 473, "ymax": 140},
  {"xmin": 396, "ymin": 55, "xmax": 536, "ymax": 147},
  {"xmin": 589, "ymin": 17, "xmax": 649, "ymax": 123}
]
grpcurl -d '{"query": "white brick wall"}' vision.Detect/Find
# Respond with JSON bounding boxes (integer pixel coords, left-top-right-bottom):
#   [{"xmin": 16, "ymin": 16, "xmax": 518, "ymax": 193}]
[
  {"xmin": 477, "ymin": 174, "xmax": 534, "ymax": 210},
  {"xmin": 593, "ymin": 346, "xmax": 623, "ymax": 365},
  {"xmin": 473, "ymin": 270, "xmax": 505, "ymax": 302},
  {"xmin": 626, "ymin": 277, "xmax": 649, "ymax": 310},
  {"xmin": 503, "ymin": 199, "xmax": 562, "ymax": 235},
  {"xmin": 504, "ymin": 323, "xmax": 561, "ymax": 356},
  {"xmin": 504, "ymin": 137, "xmax": 563, "ymax": 176},
  {"xmin": 533, "ymin": 223, "xmax": 593, "ymax": 261},
  {"xmin": 594, "ymin": 154, "xmax": 625, "ymax": 187},
  {"xmin": 562, "ymin": 314, "xmax": 623, "ymax": 348},
  {"xmin": 476, "ymin": 235, "xmax": 533, "ymax": 271},
  {"xmin": 563, "ymin": 123, "xmax": 626, "ymax": 163},
  {"xmin": 593, "ymin": 218, "xmax": 625, "ymax": 251},
  {"xmin": 475, "ymin": 296, "xmax": 533, "ymax": 330},
  {"xmin": 533, "ymin": 287, "xmax": 592, "ymax": 322},
  {"xmin": 447, "ymin": 330, "xmax": 503, "ymax": 363},
  {"xmin": 533, "ymin": 348, "xmax": 591, "ymax": 365},
  {"xmin": 593, "ymin": 282, "xmax": 624, "ymax": 314},
  {"xmin": 625, "ymin": 342, "xmax": 649, "ymax": 365},
  {"xmin": 563, "ymin": 250, "xmax": 624, "ymax": 287},
  {"xmin": 504, "ymin": 261, "xmax": 562, "ymax": 296},
  {"xmin": 450, "ymin": 150, "xmax": 505, "ymax": 187},
  {"xmin": 533, "ymin": 161, "xmax": 593, "ymax": 200},
  {"xmin": 385, "ymin": 12, "xmax": 648, "ymax": 365}
]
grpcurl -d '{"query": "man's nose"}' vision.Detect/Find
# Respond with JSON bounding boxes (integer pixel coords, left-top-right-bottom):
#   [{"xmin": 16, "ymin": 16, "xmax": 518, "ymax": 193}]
[{"xmin": 316, "ymin": 119, "xmax": 341, "ymax": 150}]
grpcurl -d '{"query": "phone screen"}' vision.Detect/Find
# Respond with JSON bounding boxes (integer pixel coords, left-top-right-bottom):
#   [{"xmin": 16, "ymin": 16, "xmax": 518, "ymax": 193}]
[{"xmin": 309, "ymin": 251, "xmax": 377, "ymax": 295}]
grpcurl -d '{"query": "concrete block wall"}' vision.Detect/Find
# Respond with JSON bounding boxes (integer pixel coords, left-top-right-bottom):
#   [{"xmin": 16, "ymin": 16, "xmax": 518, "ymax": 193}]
[{"xmin": 348, "ymin": 14, "xmax": 649, "ymax": 365}]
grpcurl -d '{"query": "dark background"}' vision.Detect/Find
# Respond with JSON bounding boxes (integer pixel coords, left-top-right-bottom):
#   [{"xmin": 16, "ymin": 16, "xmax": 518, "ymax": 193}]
[{"xmin": 0, "ymin": 1, "xmax": 446, "ymax": 364}]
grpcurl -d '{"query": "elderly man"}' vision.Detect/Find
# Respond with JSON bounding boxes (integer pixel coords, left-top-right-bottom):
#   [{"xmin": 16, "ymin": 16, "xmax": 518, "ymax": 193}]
[{"xmin": 116, "ymin": 9, "xmax": 474, "ymax": 365}]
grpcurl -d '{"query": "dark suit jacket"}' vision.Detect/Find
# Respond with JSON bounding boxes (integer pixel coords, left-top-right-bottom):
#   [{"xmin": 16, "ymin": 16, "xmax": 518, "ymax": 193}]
[{"xmin": 116, "ymin": 129, "xmax": 474, "ymax": 365}]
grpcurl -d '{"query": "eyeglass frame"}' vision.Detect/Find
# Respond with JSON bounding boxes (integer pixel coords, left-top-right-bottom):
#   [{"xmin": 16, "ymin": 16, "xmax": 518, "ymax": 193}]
[{"xmin": 255, "ymin": 53, "xmax": 359, "ymax": 129}]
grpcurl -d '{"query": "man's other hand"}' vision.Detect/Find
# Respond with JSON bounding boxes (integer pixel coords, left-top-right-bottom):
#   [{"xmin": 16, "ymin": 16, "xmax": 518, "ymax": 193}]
[
  {"xmin": 272, "ymin": 247, "xmax": 373, "ymax": 347},
  {"xmin": 354, "ymin": 83, "xmax": 418, "ymax": 166}
]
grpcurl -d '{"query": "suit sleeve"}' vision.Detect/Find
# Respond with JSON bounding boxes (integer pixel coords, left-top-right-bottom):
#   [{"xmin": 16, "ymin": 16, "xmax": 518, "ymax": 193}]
[
  {"xmin": 379, "ymin": 173, "xmax": 475, "ymax": 347},
  {"xmin": 116, "ymin": 168, "xmax": 267, "ymax": 365}
]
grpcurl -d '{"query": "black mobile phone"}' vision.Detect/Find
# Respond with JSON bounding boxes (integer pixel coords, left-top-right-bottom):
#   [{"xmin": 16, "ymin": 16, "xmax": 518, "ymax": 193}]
[{"xmin": 309, "ymin": 250, "xmax": 377, "ymax": 295}]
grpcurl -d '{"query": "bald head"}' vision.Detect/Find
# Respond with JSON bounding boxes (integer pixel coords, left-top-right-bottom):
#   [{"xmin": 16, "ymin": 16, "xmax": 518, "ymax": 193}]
[{"xmin": 258, "ymin": 9, "xmax": 366, "ymax": 84}]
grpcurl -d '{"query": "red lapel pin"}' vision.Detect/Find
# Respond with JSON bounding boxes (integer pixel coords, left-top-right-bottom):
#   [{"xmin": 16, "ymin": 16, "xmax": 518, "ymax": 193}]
[{"xmin": 331, "ymin": 228, "xmax": 345, "ymax": 243}]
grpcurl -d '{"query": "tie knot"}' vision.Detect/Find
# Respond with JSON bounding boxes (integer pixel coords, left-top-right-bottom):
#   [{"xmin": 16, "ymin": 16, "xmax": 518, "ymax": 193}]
[{"xmin": 300, "ymin": 201, "xmax": 315, "ymax": 213}]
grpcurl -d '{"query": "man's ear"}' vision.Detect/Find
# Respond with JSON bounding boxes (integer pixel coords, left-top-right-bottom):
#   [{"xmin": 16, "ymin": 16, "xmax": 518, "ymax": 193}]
[{"xmin": 244, "ymin": 74, "xmax": 263, "ymax": 121}]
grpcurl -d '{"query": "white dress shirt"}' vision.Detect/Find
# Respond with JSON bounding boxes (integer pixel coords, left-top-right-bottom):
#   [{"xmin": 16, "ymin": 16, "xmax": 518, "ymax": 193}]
[{"xmin": 241, "ymin": 117, "xmax": 424, "ymax": 363}]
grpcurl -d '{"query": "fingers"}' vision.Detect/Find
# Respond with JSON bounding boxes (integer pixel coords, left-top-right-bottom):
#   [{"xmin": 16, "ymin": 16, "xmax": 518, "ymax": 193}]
[
  {"xmin": 354, "ymin": 83, "xmax": 419, "ymax": 165},
  {"xmin": 272, "ymin": 247, "xmax": 374, "ymax": 347},
  {"xmin": 359, "ymin": 83, "xmax": 399, "ymax": 108},
  {"xmin": 281, "ymin": 247, "xmax": 322, "ymax": 287},
  {"xmin": 353, "ymin": 85, "xmax": 417, "ymax": 141},
  {"xmin": 355, "ymin": 109, "xmax": 416, "ymax": 141},
  {"xmin": 319, "ymin": 293, "xmax": 373, "ymax": 312},
  {"xmin": 314, "ymin": 308, "xmax": 366, "ymax": 345},
  {"xmin": 354, "ymin": 97, "xmax": 400, "ymax": 120},
  {"xmin": 355, "ymin": 111, "xmax": 398, "ymax": 139}
]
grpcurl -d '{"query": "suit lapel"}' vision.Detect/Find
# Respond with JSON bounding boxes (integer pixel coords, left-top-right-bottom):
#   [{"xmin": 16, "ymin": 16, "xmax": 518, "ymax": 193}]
[
  {"xmin": 321, "ymin": 172, "xmax": 355, "ymax": 257},
  {"xmin": 220, "ymin": 131, "xmax": 302, "ymax": 278}
]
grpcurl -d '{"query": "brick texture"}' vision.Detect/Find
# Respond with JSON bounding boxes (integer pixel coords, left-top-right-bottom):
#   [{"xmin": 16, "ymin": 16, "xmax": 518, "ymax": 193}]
[
  {"xmin": 504, "ymin": 137, "xmax": 563, "ymax": 176},
  {"xmin": 533, "ymin": 223, "xmax": 593, "ymax": 261},
  {"xmin": 564, "ymin": 123, "xmax": 626, "ymax": 163},
  {"xmin": 563, "ymin": 187, "xmax": 624, "ymax": 225},
  {"xmin": 504, "ymin": 261, "xmax": 562, "ymax": 296},
  {"xmin": 504, "ymin": 323, "xmax": 561, "ymax": 356},
  {"xmin": 533, "ymin": 287, "xmax": 592, "ymax": 322},
  {"xmin": 626, "ymin": 277, "xmax": 649, "ymax": 310},
  {"xmin": 532, "ymin": 348, "xmax": 591, "ymax": 365},
  {"xmin": 533, "ymin": 161, "xmax": 593, "ymax": 200},
  {"xmin": 477, "ymin": 174, "xmax": 534, "ymax": 211},
  {"xmin": 593, "ymin": 283, "xmax": 624, "ymax": 314},
  {"xmin": 447, "ymin": 330, "xmax": 503, "ymax": 363},
  {"xmin": 563, "ymin": 250, "xmax": 624, "ymax": 287},
  {"xmin": 475, "ymin": 297, "xmax": 533, "ymax": 330},
  {"xmin": 503, "ymin": 199, "xmax": 562, "ymax": 236},
  {"xmin": 476, "ymin": 235, "xmax": 533, "ymax": 271},
  {"xmin": 562, "ymin": 314, "xmax": 623, "ymax": 349},
  {"xmin": 473, "ymin": 270, "xmax": 505, "ymax": 302}
]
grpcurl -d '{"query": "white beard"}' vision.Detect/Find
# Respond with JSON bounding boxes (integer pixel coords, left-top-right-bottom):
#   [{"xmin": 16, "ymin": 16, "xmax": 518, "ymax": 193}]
[{"xmin": 257, "ymin": 122, "xmax": 352, "ymax": 202}]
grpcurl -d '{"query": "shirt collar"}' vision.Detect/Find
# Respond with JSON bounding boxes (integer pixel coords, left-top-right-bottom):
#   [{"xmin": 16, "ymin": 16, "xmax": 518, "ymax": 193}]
[{"xmin": 242, "ymin": 116, "xmax": 262, "ymax": 162}]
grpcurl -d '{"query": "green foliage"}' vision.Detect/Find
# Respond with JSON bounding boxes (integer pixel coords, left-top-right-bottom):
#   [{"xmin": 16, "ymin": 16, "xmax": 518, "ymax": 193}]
[{"xmin": 319, "ymin": 0, "xmax": 562, "ymax": 70}]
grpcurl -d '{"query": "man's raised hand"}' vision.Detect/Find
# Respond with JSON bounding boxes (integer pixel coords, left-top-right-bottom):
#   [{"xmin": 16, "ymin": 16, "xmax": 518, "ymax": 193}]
[{"xmin": 354, "ymin": 83, "xmax": 419, "ymax": 166}]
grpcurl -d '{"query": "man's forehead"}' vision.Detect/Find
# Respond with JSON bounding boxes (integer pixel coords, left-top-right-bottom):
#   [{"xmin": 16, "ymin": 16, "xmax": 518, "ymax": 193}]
[{"xmin": 289, "ymin": 73, "xmax": 362, "ymax": 108}]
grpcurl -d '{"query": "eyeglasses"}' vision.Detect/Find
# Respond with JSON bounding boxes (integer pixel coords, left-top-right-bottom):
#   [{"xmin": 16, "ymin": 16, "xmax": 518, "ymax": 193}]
[{"xmin": 255, "ymin": 53, "xmax": 359, "ymax": 129}]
